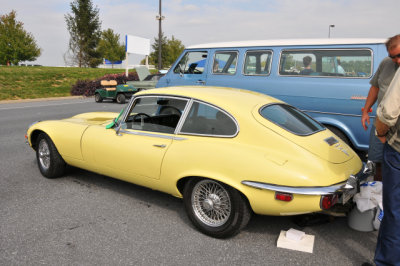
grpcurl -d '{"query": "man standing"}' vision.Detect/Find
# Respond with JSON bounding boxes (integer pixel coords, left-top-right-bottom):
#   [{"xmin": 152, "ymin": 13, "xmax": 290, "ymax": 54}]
[
  {"xmin": 374, "ymin": 65, "xmax": 400, "ymax": 265},
  {"xmin": 362, "ymin": 34, "xmax": 400, "ymax": 180}
]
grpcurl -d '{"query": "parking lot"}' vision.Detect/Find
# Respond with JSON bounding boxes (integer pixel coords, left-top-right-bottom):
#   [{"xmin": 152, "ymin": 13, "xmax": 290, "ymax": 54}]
[{"xmin": 0, "ymin": 97, "xmax": 377, "ymax": 265}]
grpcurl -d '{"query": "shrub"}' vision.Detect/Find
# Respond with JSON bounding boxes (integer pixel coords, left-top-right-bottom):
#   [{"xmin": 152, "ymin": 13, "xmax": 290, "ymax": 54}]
[{"xmin": 70, "ymin": 71, "xmax": 139, "ymax": 96}]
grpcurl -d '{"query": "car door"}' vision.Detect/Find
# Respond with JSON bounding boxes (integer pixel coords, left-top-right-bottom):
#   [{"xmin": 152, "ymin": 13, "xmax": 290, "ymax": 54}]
[
  {"xmin": 82, "ymin": 95, "xmax": 189, "ymax": 181},
  {"xmin": 162, "ymin": 50, "xmax": 209, "ymax": 86}
]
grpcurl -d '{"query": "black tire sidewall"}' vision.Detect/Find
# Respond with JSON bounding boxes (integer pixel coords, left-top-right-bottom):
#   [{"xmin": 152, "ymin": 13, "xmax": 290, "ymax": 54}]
[
  {"xmin": 95, "ymin": 93, "xmax": 102, "ymax": 102},
  {"xmin": 117, "ymin": 94, "xmax": 125, "ymax": 104},
  {"xmin": 183, "ymin": 178, "xmax": 247, "ymax": 238},
  {"xmin": 36, "ymin": 133, "xmax": 66, "ymax": 178}
]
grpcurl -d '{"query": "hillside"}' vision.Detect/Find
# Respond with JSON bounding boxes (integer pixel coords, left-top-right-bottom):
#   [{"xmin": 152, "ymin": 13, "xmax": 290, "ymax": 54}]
[{"xmin": 0, "ymin": 66, "xmax": 129, "ymax": 100}]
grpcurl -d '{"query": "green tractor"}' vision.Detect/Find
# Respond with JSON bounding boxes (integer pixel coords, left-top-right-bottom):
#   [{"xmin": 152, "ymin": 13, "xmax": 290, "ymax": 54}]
[{"xmin": 94, "ymin": 80, "xmax": 138, "ymax": 104}]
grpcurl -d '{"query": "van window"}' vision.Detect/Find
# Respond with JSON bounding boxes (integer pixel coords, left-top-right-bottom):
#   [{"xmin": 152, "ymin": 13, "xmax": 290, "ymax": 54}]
[
  {"xmin": 243, "ymin": 50, "xmax": 272, "ymax": 75},
  {"xmin": 173, "ymin": 51, "xmax": 208, "ymax": 74},
  {"xmin": 279, "ymin": 49, "xmax": 372, "ymax": 78},
  {"xmin": 213, "ymin": 51, "xmax": 238, "ymax": 74}
]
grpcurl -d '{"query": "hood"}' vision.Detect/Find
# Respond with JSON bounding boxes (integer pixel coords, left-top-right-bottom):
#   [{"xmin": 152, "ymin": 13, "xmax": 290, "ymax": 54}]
[{"xmin": 64, "ymin": 112, "xmax": 118, "ymax": 126}]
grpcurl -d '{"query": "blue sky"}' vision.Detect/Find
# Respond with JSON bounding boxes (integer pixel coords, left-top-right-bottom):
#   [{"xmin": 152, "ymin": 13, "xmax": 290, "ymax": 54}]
[{"xmin": 2, "ymin": 0, "xmax": 399, "ymax": 66}]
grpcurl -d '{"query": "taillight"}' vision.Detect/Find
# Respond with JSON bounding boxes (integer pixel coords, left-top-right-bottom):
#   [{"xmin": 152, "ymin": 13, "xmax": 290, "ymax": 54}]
[
  {"xmin": 275, "ymin": 192, "xmax": 293, "ymax": 202},
  {"xmin": 320, "ymin": 194, "xmax": 338, "ymax": 210}
]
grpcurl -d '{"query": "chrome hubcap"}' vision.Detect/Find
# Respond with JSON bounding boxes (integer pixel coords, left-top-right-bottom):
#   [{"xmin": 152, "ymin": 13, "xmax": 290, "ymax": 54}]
[
  {"xmin": 192, "ymin": 180, "xmax": 231, "ymax": 227},
  {"xmin": 38, "ymin": 139, "xmax": 50, "ymax": 170}
]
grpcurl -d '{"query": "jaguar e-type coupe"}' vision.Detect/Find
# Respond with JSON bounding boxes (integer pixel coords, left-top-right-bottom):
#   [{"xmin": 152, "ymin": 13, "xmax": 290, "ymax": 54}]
[{"xmin": 26, "ymin": 86, "xmax": 373, "ymax": 238}]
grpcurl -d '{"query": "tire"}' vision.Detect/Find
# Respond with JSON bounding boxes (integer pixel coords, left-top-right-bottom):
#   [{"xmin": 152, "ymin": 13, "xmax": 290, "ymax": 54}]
[
  {"xmin": 36, "ymin": 133, "xmax": 66, "ymax": 178},
  {"xmin": 116, "ymin": 93, "xmax": 126, "ymax": 104},
  {"xmin": 95, "ymin": 93, "xmax": 103, "ymax": 103},
  {"xmin": 325, "ymin": 125, "xmax": 351, "ymax": 146},
  {"xmin": 183, "ymin": 178, "xmax": 251, "ymax": 238}
]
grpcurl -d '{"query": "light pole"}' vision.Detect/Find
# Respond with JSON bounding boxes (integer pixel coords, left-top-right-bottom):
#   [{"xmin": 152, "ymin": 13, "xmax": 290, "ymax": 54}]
[
  {"xmin": 328, "ymin": 25, "xmax": 335, "ymax": 38},
  {"xmin": 156, "ymin": 0, "xmax": 165, "ymax": 70}
]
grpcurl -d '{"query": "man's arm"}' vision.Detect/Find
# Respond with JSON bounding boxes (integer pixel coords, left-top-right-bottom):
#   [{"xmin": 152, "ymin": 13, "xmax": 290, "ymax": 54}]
[
  {"xmin": 362, "ymin": 86, "xmax": 379, "ymax": 130},
  {"xmin": 376, "ymin": 68, "xmax": 400, "ymax": 142}
]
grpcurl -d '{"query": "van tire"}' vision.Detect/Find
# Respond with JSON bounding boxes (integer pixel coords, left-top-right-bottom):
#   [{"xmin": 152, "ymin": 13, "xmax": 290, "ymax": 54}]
[{"xmin": 325, "ymin": 125, "xmax": 350, "ymax": 146}]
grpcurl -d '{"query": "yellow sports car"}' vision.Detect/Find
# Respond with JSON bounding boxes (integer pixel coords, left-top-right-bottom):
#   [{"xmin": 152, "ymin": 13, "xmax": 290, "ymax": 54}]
[{"xmin": 26, "ymin": 86, "xmax": 373, "ymax": 238}]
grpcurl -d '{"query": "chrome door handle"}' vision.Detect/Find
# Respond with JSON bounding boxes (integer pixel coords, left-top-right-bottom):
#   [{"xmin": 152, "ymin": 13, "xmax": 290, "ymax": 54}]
[
  {"xmin": 196, "ymin": 80, "xmax": 205, "ymax": 85},
  {"xmin": 153, "ymin": 144, "xmax": 166, "ymax": 148}
]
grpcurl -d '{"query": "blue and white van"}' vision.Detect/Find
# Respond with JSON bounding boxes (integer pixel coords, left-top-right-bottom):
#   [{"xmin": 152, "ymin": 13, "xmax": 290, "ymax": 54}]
[{"xmin": 156, "ymin": 39, "xmax": 387, "ymax": 152}]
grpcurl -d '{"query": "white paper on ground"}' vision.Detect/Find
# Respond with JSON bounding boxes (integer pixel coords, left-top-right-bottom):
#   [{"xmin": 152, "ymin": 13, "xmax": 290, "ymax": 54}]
[
  {"xmin": 286, "ymin": 228, "xmax": 305, "ymax": 241},
  {"xmin": 277, "ymin": 230, "xmax": 315, "ymax": 253}
]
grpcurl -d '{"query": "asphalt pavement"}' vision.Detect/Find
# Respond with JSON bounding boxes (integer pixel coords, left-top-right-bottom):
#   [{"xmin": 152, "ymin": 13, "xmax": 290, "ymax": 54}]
[{"xmin": 0, "ymin": 97, "xmax": 377, "ymax": 265}]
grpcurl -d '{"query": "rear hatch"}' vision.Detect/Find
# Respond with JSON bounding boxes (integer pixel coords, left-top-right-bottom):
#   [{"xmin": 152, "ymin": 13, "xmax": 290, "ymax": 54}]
[{"xmin": 252, "ymin": 103, "xmax": 355, "ymax": 164}]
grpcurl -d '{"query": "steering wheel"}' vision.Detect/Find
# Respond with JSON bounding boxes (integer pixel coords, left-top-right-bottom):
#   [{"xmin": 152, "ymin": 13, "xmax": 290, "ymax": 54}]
[
  {"xmin": 160, "ymin": 106, "xmax": 181, "ymax": 116},
  {"xmin": 133, "ymin": 113, "xmax": 152, "ymax": 122}
]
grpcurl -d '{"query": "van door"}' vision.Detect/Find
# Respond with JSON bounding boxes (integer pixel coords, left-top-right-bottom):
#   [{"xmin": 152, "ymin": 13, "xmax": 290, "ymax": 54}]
[{"xmin": 160, "ymin": 50, "xmax": 208, "ymax": 87}]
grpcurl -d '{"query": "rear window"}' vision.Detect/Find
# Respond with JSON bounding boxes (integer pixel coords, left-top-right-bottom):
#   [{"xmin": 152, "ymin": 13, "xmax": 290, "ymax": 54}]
[
  {"xmin": 260, "ymin": 104, "xmax": 324, "ymax": 135},
  {"xmin": 279, "ymin": 49, "xmax": 372, "ymax": 78}
]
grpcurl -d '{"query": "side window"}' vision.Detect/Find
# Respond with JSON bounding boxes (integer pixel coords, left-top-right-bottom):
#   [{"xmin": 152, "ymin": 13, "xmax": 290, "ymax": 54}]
[
  {"xmin": 213, "ymin": 51, "xmax": 238, "ymax": 74},
  {"xmin": 180, "ymin": 101, "xmax": 237, "ymax": 136},
  {"xmin": 125, "ymin": 96, "xmax": 188, "ymax": 134},
  {"xmin": 279, "ymin": 49, "xmax": 372, "ymax": 78},
  {"xmin": 243, "ymin": 50, "xmax": 272, "ymax": 75},
  {"xmin": 173, "ymin": 51, "xmax": 208, "ymax": 74}
]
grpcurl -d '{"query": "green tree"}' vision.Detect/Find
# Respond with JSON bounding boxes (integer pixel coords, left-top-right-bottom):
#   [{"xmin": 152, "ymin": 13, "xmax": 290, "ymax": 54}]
[
  {"xmin": 97, "ymin": 29, "xmax": 125, "ymax": 68},
  {"xmin": 65, "ymin": 0, "xmax": 102, "ymax": 67},
  {"xmin": 0, "ymin": 10, "xmax": 41, "ymax": 65},
  {"xmin": 145, "ymin": 34, "xmax": 184, "ymax": 68}
]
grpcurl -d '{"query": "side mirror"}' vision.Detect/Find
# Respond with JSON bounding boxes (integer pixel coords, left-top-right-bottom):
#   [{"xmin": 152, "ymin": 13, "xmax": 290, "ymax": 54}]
[{"xmin": 106, "ymin": 108, "xmax": 124, "ymax": 129}]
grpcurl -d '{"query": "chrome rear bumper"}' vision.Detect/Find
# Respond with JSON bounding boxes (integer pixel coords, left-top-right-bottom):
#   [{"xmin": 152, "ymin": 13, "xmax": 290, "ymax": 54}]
[{"xmin": 241, "ymin": 160, "xmax": 375, "ymax": 197}]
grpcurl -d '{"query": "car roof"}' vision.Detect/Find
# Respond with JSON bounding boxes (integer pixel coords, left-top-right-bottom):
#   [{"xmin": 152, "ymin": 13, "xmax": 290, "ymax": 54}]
[
  {"xmin": 187, "ymin": 38, "xmax": 386, "ymax": 49},
  {"xmin": 137, "ymin": 86, "xmax": 281, "ymax": 111}
]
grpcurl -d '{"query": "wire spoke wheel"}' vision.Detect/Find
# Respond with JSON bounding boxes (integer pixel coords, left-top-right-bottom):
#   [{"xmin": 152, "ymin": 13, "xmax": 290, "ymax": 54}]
[
  {"xmin": 38, "ymin": 138, "xmax": 51, "ymax": 170},
  {"xmin": 192, "ymin": 180, "xmax": 232, "ymax": 227}
]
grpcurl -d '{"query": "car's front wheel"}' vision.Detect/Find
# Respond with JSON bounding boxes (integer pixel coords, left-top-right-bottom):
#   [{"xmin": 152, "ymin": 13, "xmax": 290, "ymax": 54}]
[
  {"xmin": 183, "ymin": 178, "xmax": 251, "ymax": 238},
  {"xmin": 36, "ymin": 133, "xmax": 66, "ymax": 178},
  {"xmin": 95, "ymin": 93, "xmax": 103, "ymax": 102},
  {"xmin": 116, "ymin": 93, "xmax": 126, "ymax": 104}
]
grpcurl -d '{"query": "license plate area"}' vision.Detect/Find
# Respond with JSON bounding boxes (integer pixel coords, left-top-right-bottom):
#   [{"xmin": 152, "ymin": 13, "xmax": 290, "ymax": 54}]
[{"xmin": 340, "ymin": 187, "xmax": 357, "ymax": 204}]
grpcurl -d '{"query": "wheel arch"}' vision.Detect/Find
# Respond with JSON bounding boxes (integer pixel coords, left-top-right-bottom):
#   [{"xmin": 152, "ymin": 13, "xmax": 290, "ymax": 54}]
[
  {"xmin": 29, "ymin": 129, "xmax": 47, "ymax": 150},
  {"xmin": 176, "ymin": 175, "xmax": 252, "ymax": 210}
]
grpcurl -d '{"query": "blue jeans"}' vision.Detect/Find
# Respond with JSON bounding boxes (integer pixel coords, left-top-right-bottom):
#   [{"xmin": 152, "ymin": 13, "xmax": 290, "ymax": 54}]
[
  {"xmin": 374, "ymin": 143, "xmax": 400, "ymax": 266},
  {"xmin": 368, "ymin": 124, "xmax": 384, "ymax": 163}
]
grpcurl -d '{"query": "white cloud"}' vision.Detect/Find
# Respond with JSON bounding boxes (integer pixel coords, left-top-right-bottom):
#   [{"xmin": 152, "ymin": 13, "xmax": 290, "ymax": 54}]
[{"xmin": 1, "ymin": 0, "xmax": 399, "ymax": 66}]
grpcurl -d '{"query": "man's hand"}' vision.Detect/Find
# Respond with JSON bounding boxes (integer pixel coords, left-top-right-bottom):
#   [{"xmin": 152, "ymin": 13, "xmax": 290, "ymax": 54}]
[
  {"xmin": 377, "ymin": 135, "xmax": 386, "ymax": 143},
  {"xmin": 361, "ymin": 112, "xmax": 370, "ymax": 130}
]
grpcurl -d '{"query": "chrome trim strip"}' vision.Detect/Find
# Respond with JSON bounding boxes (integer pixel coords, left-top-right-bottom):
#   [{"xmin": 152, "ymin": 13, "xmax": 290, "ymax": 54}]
[
  {"xmin": 302, "ymin": 109, "xmax": 367, "ymax": 118},
  {"xmin": 241, "ymin": 180, "xmax": 346, "ymax": 195},
  {"xmin": 174, "ymin": 99, "xmax": 193, "ymax": 134},
  {"xmin": 119, "ymin": 129, "xmax": 187, "ymax": 140},
  {"xmin": 242, "ymin": 161, "xmax": 374, "ymax": 196}
]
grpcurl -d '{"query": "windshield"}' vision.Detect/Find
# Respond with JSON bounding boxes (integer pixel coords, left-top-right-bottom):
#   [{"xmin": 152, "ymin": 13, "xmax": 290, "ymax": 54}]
[{"xmin": 259, "ymin": 104, "xmax": 324, "ymax": 135}]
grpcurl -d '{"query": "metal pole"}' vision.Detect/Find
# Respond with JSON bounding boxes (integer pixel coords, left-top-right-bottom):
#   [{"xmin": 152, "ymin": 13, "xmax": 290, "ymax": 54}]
[
  {"xmin": 158, "ymin": 0, "xmax": 162, "ymax": 70},
  {"xmin": 328, "ymin": 25, "xmax": 335, "ymax": 38}
]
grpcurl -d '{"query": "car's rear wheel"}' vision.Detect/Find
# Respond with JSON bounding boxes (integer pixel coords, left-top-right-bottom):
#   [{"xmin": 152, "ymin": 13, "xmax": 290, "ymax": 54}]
[
  {"xmin": 183, "ymin": 178, "xmax": 251, "ymax": 238},
  {"xmin": 95, "ymin": 93, "xmax": 103, "ymax": 102},
  {"xmin": 116, "ymin": 93, "xmax": 126, "ymax": 104},
  {"xmin": 36, "ymin": 133, "xmax": 66, "ymax": 178}
]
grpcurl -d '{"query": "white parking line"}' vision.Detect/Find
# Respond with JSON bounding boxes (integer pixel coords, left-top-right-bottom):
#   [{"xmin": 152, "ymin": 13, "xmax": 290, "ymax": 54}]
[{"xmin": 0, "ymin": 99, "xmax": 94, "ymax": 110}]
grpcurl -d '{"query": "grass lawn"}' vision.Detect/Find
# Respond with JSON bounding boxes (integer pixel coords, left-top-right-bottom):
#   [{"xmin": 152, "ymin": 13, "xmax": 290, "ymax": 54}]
[{"xmin": 0, "ymin": 66, "xmax": 129, "ymax": 100}]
